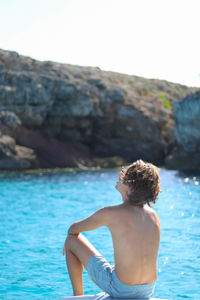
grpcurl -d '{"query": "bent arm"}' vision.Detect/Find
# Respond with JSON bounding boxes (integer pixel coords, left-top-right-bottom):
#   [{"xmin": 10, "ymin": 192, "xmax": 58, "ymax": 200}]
[{"xmin": 68, "ymin": 207, "xmax": 109, "ymax": 234}]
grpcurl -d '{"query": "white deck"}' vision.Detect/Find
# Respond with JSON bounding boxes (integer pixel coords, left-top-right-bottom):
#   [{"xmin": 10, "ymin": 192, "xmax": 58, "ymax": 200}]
[{"xmin": 58, "ymin": 293, "xmax": 168, "ymax": 300}]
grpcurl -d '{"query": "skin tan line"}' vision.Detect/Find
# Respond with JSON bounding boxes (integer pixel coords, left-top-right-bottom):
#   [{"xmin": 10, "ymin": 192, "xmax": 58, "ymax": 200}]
[{"xmin": 63, "ymin": 171, "xmax": 161, "ymax": 296}]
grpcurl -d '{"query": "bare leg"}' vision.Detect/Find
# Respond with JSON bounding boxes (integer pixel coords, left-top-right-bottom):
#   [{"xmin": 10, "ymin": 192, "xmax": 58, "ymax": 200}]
[
  {"xmin": 66, "ymin": 248, "xmax": 84, "ymax": 295},
  {"xmin": 65, "ymin": 233, "xmax": 101, "ymax": 296}
]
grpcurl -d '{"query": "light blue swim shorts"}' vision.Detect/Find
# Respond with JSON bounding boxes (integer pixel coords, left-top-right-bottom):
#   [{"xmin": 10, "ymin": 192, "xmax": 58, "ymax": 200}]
[{"xmin": 87, "ymin": 254, "xmax": 156, "ymax": 299}]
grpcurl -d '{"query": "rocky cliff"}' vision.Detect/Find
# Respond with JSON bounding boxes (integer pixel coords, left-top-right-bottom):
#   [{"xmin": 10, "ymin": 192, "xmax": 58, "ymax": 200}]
[
  {"xmin": 0, "ymin": 49, "xmax": 198, "ymax": 170},
  {"xmin": 166, "ymin": 91, "xmax": 200, "ymax": 171}
]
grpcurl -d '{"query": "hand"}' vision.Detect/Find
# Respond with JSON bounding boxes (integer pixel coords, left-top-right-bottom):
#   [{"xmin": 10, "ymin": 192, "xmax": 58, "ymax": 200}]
[{"xmin": 63, "ymin": 236, "xmax": 67, "ymax": 256}]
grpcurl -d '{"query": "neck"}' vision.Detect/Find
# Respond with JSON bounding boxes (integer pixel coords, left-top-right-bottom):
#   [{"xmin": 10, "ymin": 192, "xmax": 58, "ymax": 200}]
[{"xmin": 122, "ymin": 195, "xmax": 144, "ymax": 208}]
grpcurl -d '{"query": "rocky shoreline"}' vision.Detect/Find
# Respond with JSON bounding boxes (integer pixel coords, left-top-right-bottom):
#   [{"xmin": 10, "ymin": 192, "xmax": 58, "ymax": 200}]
[
  {"xmin": 0, "ymin": 49, "xmax": 199, "ymax": 171},
  {"xmin": 165, "ymin": 90, "xmax": 200, "ymax": 171}
]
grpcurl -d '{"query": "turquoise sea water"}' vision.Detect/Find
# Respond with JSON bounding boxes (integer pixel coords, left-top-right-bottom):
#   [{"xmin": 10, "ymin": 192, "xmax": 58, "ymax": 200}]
[{"xmin": 0, "ymin": 168, "xmax": 199, "ymax": 300}]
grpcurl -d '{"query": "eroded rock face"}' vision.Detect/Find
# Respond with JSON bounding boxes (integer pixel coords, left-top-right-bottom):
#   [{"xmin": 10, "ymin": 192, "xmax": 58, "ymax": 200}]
[
  {"xmin": 174, "ymin": 91, "xmax": 200, "ymax": 153},
  {"xmin": 0, "ymin": 110, "xmax": 21, "ymax": 135},
  {"xmin": 14, "ymin": 126, "xmax": 91, "ymax": 168},
  {"xmin": 0, "ymin": 48, "xmax": 199, "ymax": 170},
  {"xmin": 0, "ymin": 110, "xmax": 39, "ymax": 169},
  {"xmin": 166, "ymin": 91, "xmax": 200, "ymax": 171},
  {"xmin": 0, "ymin": 134, "xmax": 38, "ymax": 170}
]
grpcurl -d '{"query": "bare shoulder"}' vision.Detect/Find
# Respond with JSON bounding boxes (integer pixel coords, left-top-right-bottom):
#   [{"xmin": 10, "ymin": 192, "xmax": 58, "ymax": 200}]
[
  {"xmin": 101, "ymin": 204, "xmax": 122, "ymax": 211},
  {"xmin": 98, "ymin": 205, "xmax": 121, "ymax": 225},
  {"xmin": 145, "ymin": 206, "xmax": 161, "ymax": 230},
  {"xmin": 99, "ymin": 204, "xmax": 121, "ymax": 215}
]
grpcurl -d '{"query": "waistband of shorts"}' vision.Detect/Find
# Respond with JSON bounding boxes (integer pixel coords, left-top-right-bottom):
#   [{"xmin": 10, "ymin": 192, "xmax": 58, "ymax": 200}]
[{"xmin": 112, "ymin": 270, "xmax": 156, "ymax": 290}]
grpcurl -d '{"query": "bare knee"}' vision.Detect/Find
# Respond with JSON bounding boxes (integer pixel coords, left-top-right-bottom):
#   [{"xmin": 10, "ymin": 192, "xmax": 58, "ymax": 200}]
[{"xmin": 65, "ymin": 234, "xmax": 79, "ymax": 250}]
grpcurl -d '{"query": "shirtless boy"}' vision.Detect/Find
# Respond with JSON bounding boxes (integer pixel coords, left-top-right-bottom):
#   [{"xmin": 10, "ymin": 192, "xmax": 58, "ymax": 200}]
[{"xmin": 63, "ymin": 159, "xmax": 161, "ymax": 299}]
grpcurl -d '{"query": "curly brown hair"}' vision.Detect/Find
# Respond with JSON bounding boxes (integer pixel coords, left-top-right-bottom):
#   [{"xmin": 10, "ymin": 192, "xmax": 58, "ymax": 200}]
[{"xmin": 119, "ymin": 159, "xmax": 161, "ymax": 207}]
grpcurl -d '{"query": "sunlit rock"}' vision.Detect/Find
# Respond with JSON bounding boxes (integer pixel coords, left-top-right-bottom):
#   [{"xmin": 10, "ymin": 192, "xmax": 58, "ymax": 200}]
[
  {"xmin": 0, "ymin": 48, "xmax": 198, "ymax": 170},
  {"xmin": 165, "ymin": 91, "xmax": 200, "ymax": 171}
]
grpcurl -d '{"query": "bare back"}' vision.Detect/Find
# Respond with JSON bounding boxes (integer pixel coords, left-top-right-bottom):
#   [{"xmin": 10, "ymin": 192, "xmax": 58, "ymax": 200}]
[{"xmin": 107, "ymin": 203, "xmax": 161, "ymax": 285}]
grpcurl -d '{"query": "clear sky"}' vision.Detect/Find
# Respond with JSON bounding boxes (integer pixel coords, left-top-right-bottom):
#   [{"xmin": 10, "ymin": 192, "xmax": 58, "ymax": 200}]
[{"xmin": 1, "ymin": 0, "xmax": 200, "ymax": 87}]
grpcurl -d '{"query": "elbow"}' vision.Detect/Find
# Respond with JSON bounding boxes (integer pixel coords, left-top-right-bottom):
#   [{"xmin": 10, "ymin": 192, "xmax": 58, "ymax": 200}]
[{"xmin": 68, "ymin": 223, "xmax": 79, "ymax": 235}]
